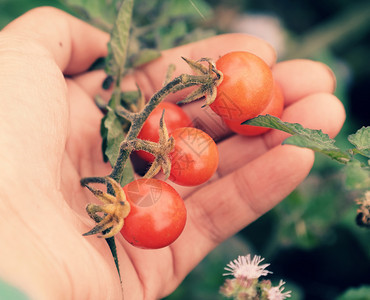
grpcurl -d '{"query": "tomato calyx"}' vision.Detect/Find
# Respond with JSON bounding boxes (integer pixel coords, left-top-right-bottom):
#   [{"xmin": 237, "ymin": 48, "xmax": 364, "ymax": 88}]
[
  {"xmin": 177, "ymin": 57, "xmax": 223, "ymax": 106},
  {"xmin": 81, "ymin": 177, "xmax": 131, "ymax": 239},
  {"xmin": 141, "ymin": 111, "xmax": 175, "ymax": 179},
  {"xmin": 119, "ymin": 111, "xmax": 176, "ymax": 179}
]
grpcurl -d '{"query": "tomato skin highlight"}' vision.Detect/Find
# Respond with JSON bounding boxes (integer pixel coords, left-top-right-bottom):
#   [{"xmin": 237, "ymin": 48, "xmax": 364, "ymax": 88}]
[
  {"xmin": 137, "ymin": 102, "xmax": 192, "ymax": 162},
  {"xmin": 169, "ymin": 127, "xmax": 219, "ymax": 186},
  {"xmin": 224, "ymin": 81, "xmax": 284, "ymax": 136},
  {"xmin": 210, "ymin": 51, "xmax": 274, "ymax": 122},
  {"xmin": 121, "ymin": 178, "xmax": 186, "ymax": 249}
]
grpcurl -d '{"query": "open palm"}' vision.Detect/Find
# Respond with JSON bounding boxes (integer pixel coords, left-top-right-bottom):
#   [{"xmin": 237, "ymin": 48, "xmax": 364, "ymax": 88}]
[{"xmin": 0, "ymin": 7, "xmax": 345, "ymax": 300}]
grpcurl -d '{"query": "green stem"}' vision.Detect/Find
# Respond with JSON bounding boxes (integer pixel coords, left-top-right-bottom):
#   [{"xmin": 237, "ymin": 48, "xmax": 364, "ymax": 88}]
[
  {"xmin": 111, "ymin": 85, "xmax": 122, "ymax": 108},
  {"xmin": 116, "ymin": 106, "xmax": 138, "ymax": 122},
  {"xmin": 80, "ymin": 176, "xmax": 107, "ymax": 186}
]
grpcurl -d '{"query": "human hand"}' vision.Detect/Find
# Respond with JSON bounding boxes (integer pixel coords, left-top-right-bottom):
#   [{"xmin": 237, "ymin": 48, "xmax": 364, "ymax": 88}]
[{"xmin": 0, "ymin": 7, "xmax": 345, "ymax": 300}]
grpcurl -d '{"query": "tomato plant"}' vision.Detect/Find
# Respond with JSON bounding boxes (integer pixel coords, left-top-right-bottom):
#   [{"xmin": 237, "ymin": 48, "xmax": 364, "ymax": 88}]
[
  {"xmin": 137, "ymin": 102, "xmax": 192, "ymax": 162},
  {"xmin": 169, "ymin": 127, "xmax": 219, "ymax": 186},
  {"xmin": 210, "ymin": 51, "xmax": 273, "ymax": 122},
  {"xmin": 224, "ymin": 81, "xmax": 285, "ymax": 136},
  {"xmin": 121, "ymin": 178, "xmax": 186, "ymax": 249}
]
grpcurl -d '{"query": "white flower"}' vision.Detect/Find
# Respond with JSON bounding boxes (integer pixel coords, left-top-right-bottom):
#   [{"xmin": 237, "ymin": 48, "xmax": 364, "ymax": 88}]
[
  {"xmin": 266, "ymin": 280, "xmax": 292, "ymax": 300},
  {"xmin": 223, "ymin": 254, "xmax": 272, "ymax": 280}
]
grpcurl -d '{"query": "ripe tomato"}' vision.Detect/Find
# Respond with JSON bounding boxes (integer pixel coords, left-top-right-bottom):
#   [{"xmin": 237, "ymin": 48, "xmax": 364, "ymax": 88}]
[
  {"xmin": 137, "ymin": 102, "xmax": 192, "ymax": 162},
  {"xmin": 169, "ymin": 127, "xmax": 219, "ymax": 186},
  {"xmin": 210, "ymin": 51, "xmax": 273, "ymax": 122},
  {"xmin": 121, "ymin": 178, "xmax": 186, "ymax": 249},
  {"xmin": 224, "ymin": 81, "xmax": 284, "ymax": 136}
]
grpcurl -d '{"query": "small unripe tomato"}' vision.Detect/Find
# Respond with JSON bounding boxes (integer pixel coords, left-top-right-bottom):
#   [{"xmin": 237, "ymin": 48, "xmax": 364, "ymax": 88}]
[
  {"xmin": 210, "ymin": 51, "xmax": 274, "ymax": 122},
  {"xmin": 224, "ymin": 81, "xmax": 284, "ymax": 136}
]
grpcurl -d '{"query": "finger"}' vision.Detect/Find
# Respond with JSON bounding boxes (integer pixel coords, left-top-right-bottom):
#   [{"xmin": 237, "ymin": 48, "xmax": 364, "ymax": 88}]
[
  {"xmin": 217, "ymin": 92, "xmax": 346, "ymax": 176},
  {"xmin": 272, "ymin": 59, "xmax": 336, "ymax": 106},
  {"xmin": 2, "ymin": 7, "xmax": 109, "ymax": 74},
  {"xmin": 74, "ymin": 33, "xmax": 276, "ymax": 100},
  {"xmin": 172, "ymin": 144, "xmax": 314, "ymax": 276}
]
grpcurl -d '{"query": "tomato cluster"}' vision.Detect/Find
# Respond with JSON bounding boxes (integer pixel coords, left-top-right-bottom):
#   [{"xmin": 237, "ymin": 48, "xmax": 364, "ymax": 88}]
[
  {"xmin": 119, "ymin": 51, "xmax": 284, "ymax": 249},
  {"xmin": 122, "ymin": 103, "xmax": 219, "ymax": 249},
  {"xmin": 211, "ymin": 51, "xmax": 284, "ymax": 136}
]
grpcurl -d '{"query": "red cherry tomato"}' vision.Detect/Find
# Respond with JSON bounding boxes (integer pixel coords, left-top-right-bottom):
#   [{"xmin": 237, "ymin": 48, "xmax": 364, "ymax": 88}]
[
  {"xmin": 224, "ymin": 81, "xmax": 284, "ymax": 136},
  {"xmin": 121, "ymin": 178, "xmax": 186, "ymax": 249},
  {"xmin": 137, "ymin": 102, "xmax": 192, "ymax": 162},
  {"xmin": 210, "ymin": 51, "xmax": 274, "ymax": 122},
  {"xmin": 169, "ymin": 127, "xmax": 219, "ymax": 186}
]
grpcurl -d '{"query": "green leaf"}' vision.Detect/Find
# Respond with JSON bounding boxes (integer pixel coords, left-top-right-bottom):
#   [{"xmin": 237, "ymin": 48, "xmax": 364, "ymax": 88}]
[
  {"xmin": 344, "ymin": 160, "xmax": 370, "ymax": 190},
  {"xmin": 244, "ymin": 115, "xmax": 351, "ymax": 163},
  {"xmin": 243, "ymin": 114, "xmax": 297, "ymax": 134},
  {"xmin": 348, "ymin": 126, "xmax": 370, "ymax": 158},
  {"xmin": 100, "ymin": 108, "xmax": 134, "ymax": 186},
  {"xmin": 100, "ymin": 108, "xmax": 124, "ymax": 164},
  {"xmin": 105, "ymin": 0, "xmax": 134, "ymax": 78},
  {"xmin": 60, "ymin": 0, "xmax": 121, "ymax": 31},
  {"xmin": 337, "ymin": 285, "xmax": 370, "ymax": 300}
]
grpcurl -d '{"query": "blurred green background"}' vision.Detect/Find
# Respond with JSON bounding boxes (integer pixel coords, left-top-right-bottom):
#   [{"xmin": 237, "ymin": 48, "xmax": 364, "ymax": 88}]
[{"xmin": 1, "ymin": 0, "xmax": 369, "ymax": 299}]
